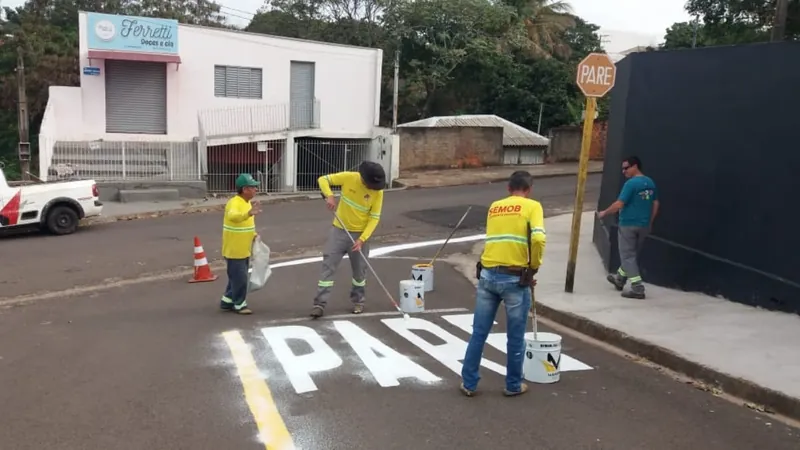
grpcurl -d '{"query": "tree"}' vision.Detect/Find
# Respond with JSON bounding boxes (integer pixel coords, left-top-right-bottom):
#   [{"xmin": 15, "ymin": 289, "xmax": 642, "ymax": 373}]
[
  {"xmin": 560, "ymin": 15, "xmax": 602, "ymax": 61},
  {"xmin": 503, "ymin": 0, "xmax": 576, "ymax": 58},
  {"xmin": 684, "ymin": 0, "xmax": 797, "ymax": 42},
  {"xmin": 395, "ymin": 0, "xmax": 521, "ymax": 118}
]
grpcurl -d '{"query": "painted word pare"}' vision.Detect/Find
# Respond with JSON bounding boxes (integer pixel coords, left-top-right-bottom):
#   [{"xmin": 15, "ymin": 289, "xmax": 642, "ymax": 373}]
[{"xmin": 253, "ymin": 315, "xmax": 512, "ymax": 395}]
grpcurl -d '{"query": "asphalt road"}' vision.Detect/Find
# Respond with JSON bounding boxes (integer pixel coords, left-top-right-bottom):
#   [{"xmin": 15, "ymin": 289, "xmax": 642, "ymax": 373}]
[
  {"xmin": 0, "ymin": 175, "xmax": 601, "ymax": 300},
  {"xmin": 0, "ymin": 248, "xmax": 796, "ymax": 450}
]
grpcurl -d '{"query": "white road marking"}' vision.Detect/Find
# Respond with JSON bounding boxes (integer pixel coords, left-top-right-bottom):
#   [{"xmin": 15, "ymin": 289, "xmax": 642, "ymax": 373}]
[
  {"xmin": 441, "ymin": 314, "xmax": 594, "ymax": 372},
  {"xmin": 261, "ymin": 325, "xmax": 344, "ymax": 395},
  {"xmin": 248, "ymin": 313, "xmax": 594, "ymax": 396},
  {"xmin": 381, "ymin": 316, "xmax": 507, "ymax": 376},
  {"xmin": 264, "ymin": 233, "xmax": 487, "ymax": 271},
  {"xmin": 334, "ymin": 321, "xmax": 441, "ymax": 387},
  {"xmin": 257, "ymin": 307, "xmax": 469, "ymax": 326}
]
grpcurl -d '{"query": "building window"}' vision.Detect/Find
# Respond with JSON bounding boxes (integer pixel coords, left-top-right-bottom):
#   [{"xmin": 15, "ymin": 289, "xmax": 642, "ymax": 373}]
[{"xmin": 214, "ymin": 65, "xmax": 263, "ymax": 99}]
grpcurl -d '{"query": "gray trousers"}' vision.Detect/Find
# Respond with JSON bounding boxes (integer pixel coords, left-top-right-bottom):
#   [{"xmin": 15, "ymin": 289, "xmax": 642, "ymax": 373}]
[
  {"xmin": 313, "ymin": 226, "xmax": 370, "ymax": 308},
  {"xmin": 617, "ymin": 226, "xmax": 649, "ymax": 288}
]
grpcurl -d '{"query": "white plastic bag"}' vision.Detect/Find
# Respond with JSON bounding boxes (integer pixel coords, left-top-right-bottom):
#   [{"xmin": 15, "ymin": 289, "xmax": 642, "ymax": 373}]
[{"xmin": 248, "ymin": 236, "xmax": 272, "ymax": 292}]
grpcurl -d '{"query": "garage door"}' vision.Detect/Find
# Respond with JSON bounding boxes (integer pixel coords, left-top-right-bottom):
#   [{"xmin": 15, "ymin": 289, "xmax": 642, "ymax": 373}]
[
  {"xmin": 503, "ymin": 147, "xmax": 545, "ymax": 165},
  {"xmin": 290, "ymin": 61, "xmax": 315, "ymax": 129},
  {"xmin": 105, "ymin": 60, "xmax": 167, "ymax": 134}
]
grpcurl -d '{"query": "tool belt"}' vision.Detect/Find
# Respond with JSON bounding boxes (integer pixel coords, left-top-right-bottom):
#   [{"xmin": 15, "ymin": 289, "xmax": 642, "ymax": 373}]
[{"xmin": 475, "ymin": 262, "xmax": 537, "ymax": 287}]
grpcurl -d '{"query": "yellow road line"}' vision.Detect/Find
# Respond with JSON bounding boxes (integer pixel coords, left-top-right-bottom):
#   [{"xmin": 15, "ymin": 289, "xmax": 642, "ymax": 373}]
[{"xmin": 223, "ymin": 331, "xmax": 296, "ymax": 450}]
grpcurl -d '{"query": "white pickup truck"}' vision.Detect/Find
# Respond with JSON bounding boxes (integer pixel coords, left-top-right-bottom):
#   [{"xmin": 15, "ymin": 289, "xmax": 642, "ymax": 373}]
[{"xmin": 0, "ymin": 166, "xmax": 103, "ymax": 235}]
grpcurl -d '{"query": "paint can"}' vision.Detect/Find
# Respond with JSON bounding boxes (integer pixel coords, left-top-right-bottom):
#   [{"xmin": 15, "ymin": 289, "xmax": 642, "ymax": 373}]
[
  {"xmin": 399, "ymin": 279, "xmax": 425, "ymax": 313},
  {"xmin": 411, "ymin": 263, "xmax": 434, "ymax": 292},
  {"xmin": 522, "ymin": 332, "xmax": 562, "ymax": 384}
]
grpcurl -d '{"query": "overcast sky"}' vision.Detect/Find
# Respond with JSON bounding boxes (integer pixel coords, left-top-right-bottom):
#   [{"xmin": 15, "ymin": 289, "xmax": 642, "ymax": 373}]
[{"xmin": 2, "ymin": 0, "xmax": 694, "ymax": 47}]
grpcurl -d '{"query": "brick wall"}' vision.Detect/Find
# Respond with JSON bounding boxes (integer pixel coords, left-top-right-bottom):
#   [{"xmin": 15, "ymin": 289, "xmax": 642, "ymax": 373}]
[
  {"xmin": 398, "ymin": 126, "xmax": 504, "ymax": 171},
  {"xmin": 547, "ymin": 121, "xmax": 608, "ymax": 162}
]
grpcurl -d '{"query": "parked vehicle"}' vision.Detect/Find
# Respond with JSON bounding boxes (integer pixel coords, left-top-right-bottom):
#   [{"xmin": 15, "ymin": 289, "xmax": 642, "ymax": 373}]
[{"xmin": 0, "ymin": 166, "xmax": 103, "ymax": 236}]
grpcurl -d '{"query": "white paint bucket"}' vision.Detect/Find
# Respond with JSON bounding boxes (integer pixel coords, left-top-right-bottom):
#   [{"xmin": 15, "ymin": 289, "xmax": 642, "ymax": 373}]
[
  {"xmin": 522, "ymin": 332, "xmax": 562, "ymax": 384},
  {"xmin": 399, "ymin": 280, "xmax": 425, "ymax": 313},
  {"xmin": 411, "ymin": 263, "xmax": 434, "ymax": 292}
]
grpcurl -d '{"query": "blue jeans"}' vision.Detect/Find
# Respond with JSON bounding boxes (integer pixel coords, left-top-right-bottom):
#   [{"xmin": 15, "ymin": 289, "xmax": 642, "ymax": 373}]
[
  {"xmin": 220, "ymin": 257, "xmax": 250, "ymax": 311},
  {"xmin": 461, "ymin": 268, "xmax": 532, "ymax": 392}
]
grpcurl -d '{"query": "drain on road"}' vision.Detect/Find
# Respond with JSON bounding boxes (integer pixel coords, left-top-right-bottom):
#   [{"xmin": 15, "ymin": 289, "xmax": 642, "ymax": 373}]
[{"xmin": 404, "ymin": 205, "xmax": 487, "ymax": 230}]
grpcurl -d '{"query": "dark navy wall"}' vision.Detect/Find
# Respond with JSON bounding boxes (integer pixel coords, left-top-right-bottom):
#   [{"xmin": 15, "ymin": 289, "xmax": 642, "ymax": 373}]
[{"xmin": 593, "ymin": 41, "xmax": 800, "ymax": 315}]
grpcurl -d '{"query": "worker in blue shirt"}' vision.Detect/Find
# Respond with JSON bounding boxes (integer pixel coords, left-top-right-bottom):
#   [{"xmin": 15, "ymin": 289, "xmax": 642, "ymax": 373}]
[{"xmin": 598, "ymin": 156, "xmax": 659, "ymax": 299}]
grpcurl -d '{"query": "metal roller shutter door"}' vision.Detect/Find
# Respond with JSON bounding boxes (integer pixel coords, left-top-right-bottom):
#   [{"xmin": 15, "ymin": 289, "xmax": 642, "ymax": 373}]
[
  {"xmin": 105, "ymin": 60, "xmax": 167, "ymax": 134},
  {"xmin": 290, "ymin": 61, "xmax": 315, "ymax": 128}
]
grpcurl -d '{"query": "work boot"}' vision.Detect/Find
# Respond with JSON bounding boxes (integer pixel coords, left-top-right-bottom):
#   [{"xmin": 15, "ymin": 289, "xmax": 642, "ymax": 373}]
[
  {"xmin": 352, "ymin": 303, "xmax": 364, "ymax": 314},
  {"xmin": 236, "ymin": 307, "xmax": 253, "ymax": 315},
  {"xmin": 503, "ymin": 383, "xmax": 529, "ymax": 397},
  {"xmin": 606, "ymin": 273, "xmax": 626, "ymax": 291},
  {"xmin": 622, "ymin": 283, "xmax": 646, "ymax": 299},
  {"xmin": 310, "ymin": 305, "xmax": 324, "ymax": 319}
]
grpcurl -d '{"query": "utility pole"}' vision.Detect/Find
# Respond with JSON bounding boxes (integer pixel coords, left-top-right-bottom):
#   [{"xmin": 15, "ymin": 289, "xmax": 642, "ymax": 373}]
[
  {"xmin": 536, "ymin": 103, "xmax": 544, "ymax": 134},
  {"xmin": 692, "ymin": 16, "xmax": 699, "ymax": 48},
  {"xmin": 771, "ymin": 0, "xmax": 789, "ymax": 41},
  {"xmin": 392, "ymin": 48, "xmax": 400, "ymax": 133},
  {"xmin": 16, "ymin": 46, "xmax": 31, "ymax": 181}
]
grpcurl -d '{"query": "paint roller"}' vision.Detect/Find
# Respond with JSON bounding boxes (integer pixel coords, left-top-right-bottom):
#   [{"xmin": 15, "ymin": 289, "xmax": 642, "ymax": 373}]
[
  {"xmin": 427, "ymin": 206, "xmax": 473, "ymax": 266},
  {"xmin": 321, "ymin": 194, "xmax": 410, "ymax": 320}
]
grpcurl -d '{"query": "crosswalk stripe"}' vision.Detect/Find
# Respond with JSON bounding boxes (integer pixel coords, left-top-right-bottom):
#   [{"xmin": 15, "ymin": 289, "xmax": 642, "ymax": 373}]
[{"xmin": 441, "ymin": 314, "xmax": 594, "ymax": 372}]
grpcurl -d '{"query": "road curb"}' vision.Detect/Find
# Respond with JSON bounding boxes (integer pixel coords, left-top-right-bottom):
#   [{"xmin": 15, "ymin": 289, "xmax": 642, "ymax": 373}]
[
  {"xmin": 397, "ymin": 168, "xmax": 604, "ymax": 190},
  {"xmin": 535, "ymin": 301, "xmax": 800, "ymax": 421},
  {"xmin": 82, "ymin": 194, "xmax": 313, "ymax": 226},
  {"xmin": 82, "ymin": 184, "xmax": 409, "ymax": 226}
]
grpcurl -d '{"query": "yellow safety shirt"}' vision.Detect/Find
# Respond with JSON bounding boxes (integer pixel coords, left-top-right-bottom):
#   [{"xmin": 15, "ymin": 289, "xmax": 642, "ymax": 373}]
[
  {"xmin": 221, "ymin": 195, "xmax": 256, "ymax": 259},
  {"xmin": 480, "ymin": 196, "xmax": 546, "ymax": 269},
  {"xmin": 318, "ymin": 171, "xmax": 383, "ymax": 242}
]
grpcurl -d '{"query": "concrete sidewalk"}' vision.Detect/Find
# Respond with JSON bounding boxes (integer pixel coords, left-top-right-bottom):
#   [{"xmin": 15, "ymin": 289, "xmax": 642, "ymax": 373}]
[
  {"xmin": 87, "ymin": 192, "xmax": 319, "ymax": 224},
  {"xmin": 397, "ymin": 161, "xmax": 604, "ymax": 189},
  {"xmin": 448, "ymin": 211, "xmax": 800, "ymax": 420}
]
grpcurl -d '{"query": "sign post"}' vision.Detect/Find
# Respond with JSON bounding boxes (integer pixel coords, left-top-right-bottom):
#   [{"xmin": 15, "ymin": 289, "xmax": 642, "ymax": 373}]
[{"xmin": 565, "ymin": 53, "xmax": 617, "ymax": 293}]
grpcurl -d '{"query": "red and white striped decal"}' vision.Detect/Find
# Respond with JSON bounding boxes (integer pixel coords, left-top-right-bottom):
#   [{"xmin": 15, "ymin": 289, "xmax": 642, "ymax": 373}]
[{"xmin": 0, "ymin": 189, "xmax": 22, "ymax": 227}]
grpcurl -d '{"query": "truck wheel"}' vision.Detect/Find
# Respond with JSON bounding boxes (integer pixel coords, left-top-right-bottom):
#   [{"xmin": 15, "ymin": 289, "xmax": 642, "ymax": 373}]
[{"xmin": 46, "ymin": 205, "xmax": 79, "ymax": 235}]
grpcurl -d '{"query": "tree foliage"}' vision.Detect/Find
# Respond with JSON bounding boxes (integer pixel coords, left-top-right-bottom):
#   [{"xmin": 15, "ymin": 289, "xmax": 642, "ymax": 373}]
[
  {"xmin": 0, "ymin": 0, "xmax": 606, "ymax": 178},
  {"xmin": 662, "ymin": 0, "xmax": 798, "ymax": 50}
]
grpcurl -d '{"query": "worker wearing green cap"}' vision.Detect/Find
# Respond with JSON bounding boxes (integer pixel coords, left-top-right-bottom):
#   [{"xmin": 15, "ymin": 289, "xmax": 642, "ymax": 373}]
[{"xmin": 219, "ymin": 173, "xmax": 261, "ymax": 315}]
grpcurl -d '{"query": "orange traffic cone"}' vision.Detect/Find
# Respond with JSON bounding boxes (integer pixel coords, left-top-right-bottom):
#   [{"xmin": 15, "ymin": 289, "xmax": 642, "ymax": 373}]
[{"xmin": 189, "ymin": 236, "xmax": 218, "ymax": 283}]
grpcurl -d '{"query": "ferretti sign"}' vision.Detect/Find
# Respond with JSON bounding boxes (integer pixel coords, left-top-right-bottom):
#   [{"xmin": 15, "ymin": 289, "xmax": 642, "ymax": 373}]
[{"xmin": 86, "ymin": 12, "xmax": 179, "ymax": 54}]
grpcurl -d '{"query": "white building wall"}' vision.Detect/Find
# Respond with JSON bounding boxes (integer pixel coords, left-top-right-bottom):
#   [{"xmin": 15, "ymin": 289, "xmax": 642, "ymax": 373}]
[{"xmin": 73, "ymin": 11, "xmax": 383, "ymax": 142}]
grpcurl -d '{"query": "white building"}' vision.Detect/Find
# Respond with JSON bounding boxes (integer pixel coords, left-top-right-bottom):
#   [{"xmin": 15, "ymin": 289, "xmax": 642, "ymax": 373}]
[{"xmin": 39, "ymin": 11, "xmax": 396, "ymax": 196}]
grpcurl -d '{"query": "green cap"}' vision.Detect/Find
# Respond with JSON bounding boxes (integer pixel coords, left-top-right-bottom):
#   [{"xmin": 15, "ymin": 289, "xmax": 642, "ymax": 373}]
[{"xmin": 235, "ymin": 173, "xmax": 260, "ymax": 189}]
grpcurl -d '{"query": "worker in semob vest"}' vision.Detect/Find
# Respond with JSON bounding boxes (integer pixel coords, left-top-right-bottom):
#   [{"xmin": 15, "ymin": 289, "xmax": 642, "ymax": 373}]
[
  {"xmin": 597, "ymin": 155, "xmax": 659, "ymax": 299},
  {"xmin": 310, "ymin": 161, "xmax": 386, "ymax": 318},
  {"xmin": 219, "ymin": 173, "xmax": 262, "ymax": 315},
  {"xmin": 461, "ymin": 170, "xmax": 546, "ymax": 397}
]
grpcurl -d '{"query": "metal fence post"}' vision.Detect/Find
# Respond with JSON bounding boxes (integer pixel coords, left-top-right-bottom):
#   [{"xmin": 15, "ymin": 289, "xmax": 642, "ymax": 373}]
[
  {"xmin": 169, "ymin": 142, "xmax": 174, "ymax": 181},
  {"xmin": 196, "ymin": 140, "xmax": 202, "ymax": 181},
  {"xmin": 121, "ymin": 142, "xmax": 127, "ymax": 179}
]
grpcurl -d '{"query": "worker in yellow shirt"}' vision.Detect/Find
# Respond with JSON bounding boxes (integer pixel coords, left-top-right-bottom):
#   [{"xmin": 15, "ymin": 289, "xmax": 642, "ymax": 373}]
[
  {"xmin": 460, "ymin": 170, "xmax": 546, "ymax": 397},
  {"xmin": 219, "ymin": 173, "xmax": 261, "ymax": 315},
  {"xmin": 310, "ymin": 161, "xmax": 386, "ymax": 318}
]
